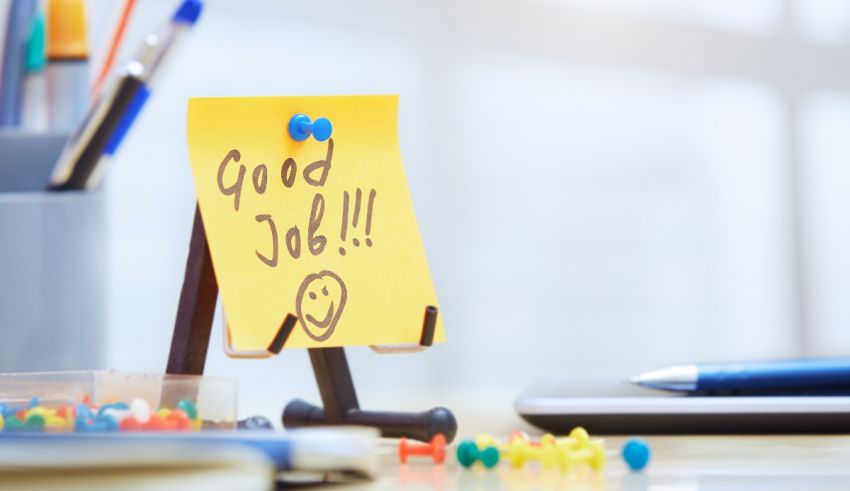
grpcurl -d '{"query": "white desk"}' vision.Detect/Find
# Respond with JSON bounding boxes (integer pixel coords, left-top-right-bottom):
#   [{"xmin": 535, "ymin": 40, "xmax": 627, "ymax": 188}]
[
  {"xmin": 341, "ymin": 435, "xmax": 850, "ymax": 490},
  {"xmin": 267, "ymin": 389, "xmax": 850, "ymax": 490}
]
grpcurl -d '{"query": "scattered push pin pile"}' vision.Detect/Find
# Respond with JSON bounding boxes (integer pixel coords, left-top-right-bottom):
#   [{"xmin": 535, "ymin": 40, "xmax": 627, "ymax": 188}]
[
  {"xmin": 0, "ymin": 396, "xmax": 203, "ymax": 433},
  {"xmin": 454, "ymin": 427, "xmax": 650, "ymax": 473}
]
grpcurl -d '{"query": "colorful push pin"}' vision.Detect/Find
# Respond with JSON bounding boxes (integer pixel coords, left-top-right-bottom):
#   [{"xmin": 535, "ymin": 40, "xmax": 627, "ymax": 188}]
[
  {"xmin": 540, "ymin": 433, "xmax": 557, "ymax": 447},
  {"xmin": 97, "ymin": 401, "xmax": 129, "ymax": 417},
  {"xmin": 238, "ymin": 415, "xmax": 274, "ymax": 431},
  {"xmin": 143, "ymin": 414, "xmax": 169, "ymax": 431},
  {"xmin": 25, "ymin": 406, "xmax": 50, "ymax": 420},
  {"xmin": 456, "ymin": 440, "xmax": 500, "ymax": 469},
  {"xmin": 130, "ymin": 398, "xmax": 151, "ymax": 424},
  {"xmin": 475, "ymin": 434, "xmax": 508, "ymax": 453},
  {"xmin": 24, "ymin": 413, "xmax": 45, "ymax": 431},
  {"xmin": 506, "ymin": 438, "xmax": 562, "ymax": 470},
  {"xmin": 621, "ymin": 438, "xmax": 651, "ymax": 471},
  {"xmin": 288, "ymin": 113, "xmax": 332, "ymax": 142},
  {"xmin": 4, "ymin": 416, "xmax": 26, "ymax": 432},
  {"xmin": 398, "ymin": 434, "xmax": 447, "ymax": 464},
  {"xmin": 44, "ymin": 415, "xmax": 67, "ymax": 432},
  {"xmin": 567, "ymin": 427, "xmax": 591, "ymax": 446},
  {"xmin": 548, "ymin": 427, "xmax": 595, "ymax": 451},
  {"xmin": 509, "ymin": 430, "xmax": 530, "ymax": 443},
  {"xmin": 476, "ymin": 434, "xmax": 497, "ymax": 448},
  {"xmin": 562, "ymin": 440, "xmax": 607, "ymax": 471},
  {"xmin": 26, "ymin": 407, "xmax": 60, "ymax": 432},
  {"xmin": 74, "ymin": 403, "xmax": 94, "ymax": 432},
  {"xmin": 3, "ymin": 405, "xmax": 22, "ymax": 418},
  {"xmin": 120, "ymin": 417, "xmax": 143, "ymax": 432},
  {"xmin": 176, "ymin": 399, "xmax": 198, "ymax": 420},
  {"xmin": 91, "ymin": 413, "xmax": 120, "ymax": 432},
  {"xmin": 167, "ymin": 409, "xmax": 192, "ymax": 431},
  {"xmin": 508, "ymin": 430, "xmax": 553, "ymax": 448}
]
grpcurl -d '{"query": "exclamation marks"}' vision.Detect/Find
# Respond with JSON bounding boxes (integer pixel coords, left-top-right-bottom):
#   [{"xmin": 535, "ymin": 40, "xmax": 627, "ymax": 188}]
[
  {"xmin": 338, "ymin": 188, "xmax": 376, "ymax": 256},
  {"xmin": 351, "ymin": 188, "xmax": 362, "ymax": 247},
  {"xmin": 339, "ymin": 191, "xmax": 349, "ymax": 256},
  {"xmin": 364, "ymin": 189, "xmax": 376, "ymax": 247}
]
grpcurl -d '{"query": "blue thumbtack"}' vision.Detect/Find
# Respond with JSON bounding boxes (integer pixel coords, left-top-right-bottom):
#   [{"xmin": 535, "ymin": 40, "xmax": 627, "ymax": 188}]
[
  {"xmin": 622, "ymin": 438, "xmax": 651, "ymax": 471},
  {"xmin": 288, "ymin": 113, "xmax": 333, "ymax": 142}
]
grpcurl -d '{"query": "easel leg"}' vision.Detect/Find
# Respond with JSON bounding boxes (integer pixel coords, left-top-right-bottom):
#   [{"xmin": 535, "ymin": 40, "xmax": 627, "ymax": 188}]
[
  {"xmin": 309, "ymin": 347, "xmax": 359, "ymax": 420},
  {"xmin": 167, "ymin": 205, "xmax": 217, "ymax": 375}
]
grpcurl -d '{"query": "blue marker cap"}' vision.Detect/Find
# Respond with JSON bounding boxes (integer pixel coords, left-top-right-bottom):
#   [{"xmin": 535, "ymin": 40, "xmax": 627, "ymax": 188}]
[
  {"xmin": 622, "ymin": 438, "xmax": 651, "ymax": 471},
  {"xmin": 172, "ymin": 0, "xmax": 203, "ymax": 25}
]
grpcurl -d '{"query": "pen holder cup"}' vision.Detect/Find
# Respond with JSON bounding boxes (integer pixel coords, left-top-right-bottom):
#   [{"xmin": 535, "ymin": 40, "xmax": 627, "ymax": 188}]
[{"xmin": 0, "ymin": 133, "xmax": 105, "ymax": 372}]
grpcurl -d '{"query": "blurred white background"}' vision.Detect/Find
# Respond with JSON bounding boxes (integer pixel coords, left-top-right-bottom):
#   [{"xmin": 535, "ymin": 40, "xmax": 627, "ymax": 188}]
[{"xmin": 78, "ymin": 0, "xmax": 850, "ymax": 425}]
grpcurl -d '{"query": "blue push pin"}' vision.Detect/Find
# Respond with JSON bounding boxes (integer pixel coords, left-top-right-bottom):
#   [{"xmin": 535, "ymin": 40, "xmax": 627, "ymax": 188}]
[
  {"xmin": 74, "ymin": 403, "xmax": 94, "ymax": 432},
  {"xmin": 288, "ymin": 113, "xmax": 333, "ymax": 142},
  {"xmin": 97, "ymin": 401, "xmax": 129, "ymax": 417},
  {"xmin": 621, "ymin": 438, "xmax": 651, "ymax": 471}
]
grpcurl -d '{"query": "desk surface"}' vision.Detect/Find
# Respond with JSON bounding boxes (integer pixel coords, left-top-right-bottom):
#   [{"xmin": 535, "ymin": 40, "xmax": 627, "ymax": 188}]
[
  {"xmin": 334, "ymin": 435, "xmax": 850, "ymax": 491},
  {"xmin": 282, "ymin": 391, "xmax": 850, "ymax": 490}
]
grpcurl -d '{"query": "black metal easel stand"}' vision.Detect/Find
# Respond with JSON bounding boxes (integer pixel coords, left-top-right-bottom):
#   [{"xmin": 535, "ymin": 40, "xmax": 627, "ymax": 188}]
[
  {"xmin": 283, "ymin": 347, "xmax": 457, "ymax": 442},
  {"xmin": 167, "ymin": 205, "xmax": 457, "ymax": 442}
]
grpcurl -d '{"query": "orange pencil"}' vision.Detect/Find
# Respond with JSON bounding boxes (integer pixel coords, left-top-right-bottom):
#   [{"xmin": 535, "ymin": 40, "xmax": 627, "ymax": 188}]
[{"xmin": 90, "ymin": 0, "xmax": 137, "ymax": 97}]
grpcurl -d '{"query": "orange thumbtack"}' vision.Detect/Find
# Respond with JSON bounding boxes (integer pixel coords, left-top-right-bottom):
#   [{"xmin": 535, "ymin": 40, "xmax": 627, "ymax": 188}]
[{"xmin": 399, "ymin": 434, "xmax": 447, "ymax": 464}]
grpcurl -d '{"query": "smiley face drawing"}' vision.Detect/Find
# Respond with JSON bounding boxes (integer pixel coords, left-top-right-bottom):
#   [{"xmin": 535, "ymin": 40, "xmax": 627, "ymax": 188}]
[{"xmin": 295, "ymin": 270, "xmax": 347, "ymax": 342}]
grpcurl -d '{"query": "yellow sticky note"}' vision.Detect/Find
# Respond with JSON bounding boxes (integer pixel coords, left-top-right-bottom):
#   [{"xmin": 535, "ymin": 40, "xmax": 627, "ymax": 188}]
[{"xmin": 187, "ymin": 95, "xmax": 444, "ymax": 351}]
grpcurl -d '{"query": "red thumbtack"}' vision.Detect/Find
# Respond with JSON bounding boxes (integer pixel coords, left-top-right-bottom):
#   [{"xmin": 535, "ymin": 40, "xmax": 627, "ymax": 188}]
[{"xmin": 398, "ymin": 434, "xmax": 447, "ymax": 464}]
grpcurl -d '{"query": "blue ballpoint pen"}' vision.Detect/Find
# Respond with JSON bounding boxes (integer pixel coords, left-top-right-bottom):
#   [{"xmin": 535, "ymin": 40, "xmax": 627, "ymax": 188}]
[{"xmin": 630, "ymin": 358, "xmax": 850, "ymax": 393}]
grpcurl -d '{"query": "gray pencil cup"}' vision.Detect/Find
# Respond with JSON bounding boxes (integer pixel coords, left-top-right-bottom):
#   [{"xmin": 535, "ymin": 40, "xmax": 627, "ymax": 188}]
[{"xmin": 0, "ymin": 133, "xmax": 105, "ymax": 372}]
